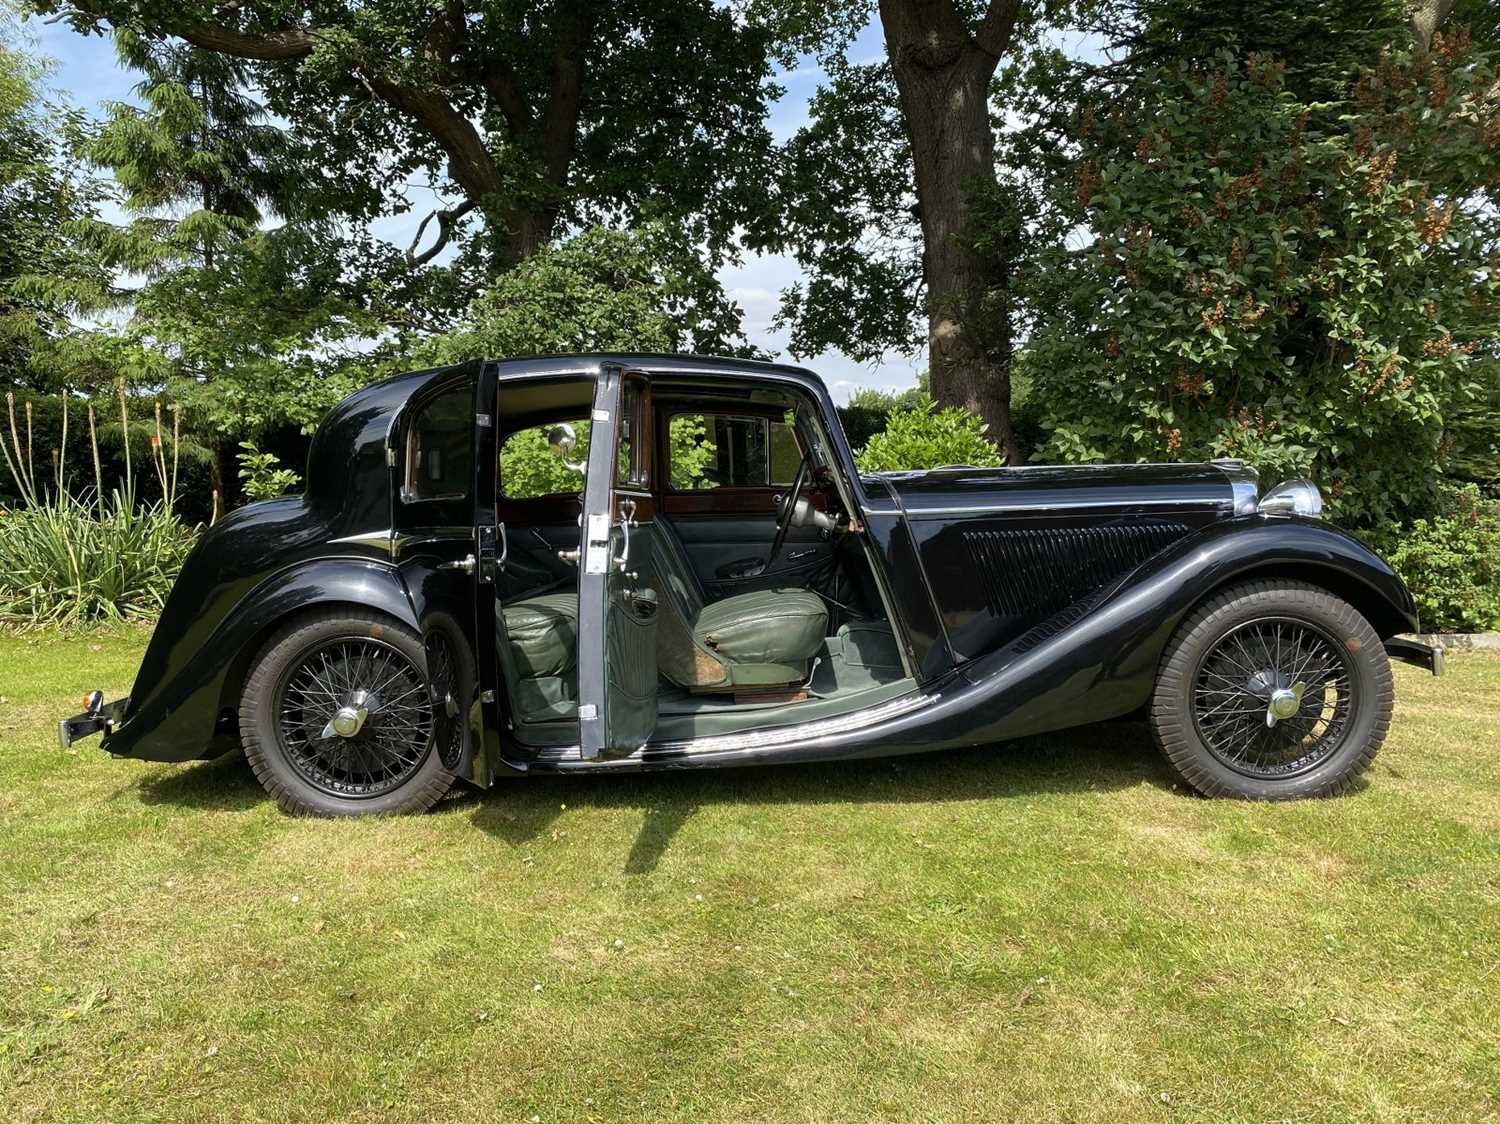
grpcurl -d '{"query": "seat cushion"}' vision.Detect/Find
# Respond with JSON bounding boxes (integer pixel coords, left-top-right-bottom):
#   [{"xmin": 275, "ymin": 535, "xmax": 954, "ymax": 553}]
[
  {"xmin": 693, "ymin": 588, "xmax": 827, "ymax": 668},
  {"xmin": 501, "ymin": 593, "xmax": 578, "ymax": 679}
]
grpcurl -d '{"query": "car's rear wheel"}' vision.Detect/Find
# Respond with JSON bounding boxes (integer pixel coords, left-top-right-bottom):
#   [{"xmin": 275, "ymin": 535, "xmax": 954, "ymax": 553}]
[
  {"xmin": 240, "ymin": 610, "xmax": 454, "ymax": 816},
  {"xmin": 1150, "ymin": 579, "xmax": 1393, "ymax": 800}
]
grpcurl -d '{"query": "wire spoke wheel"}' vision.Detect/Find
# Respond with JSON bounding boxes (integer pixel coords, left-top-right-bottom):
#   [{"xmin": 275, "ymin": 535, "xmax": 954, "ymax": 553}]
[
  {"xmin": 1190, "ymin": 616, "xmax": 1357, "ymax": 779},
  {"xmin": 273, "ymin": 636, "xmax": 434, "ymax": 798}
]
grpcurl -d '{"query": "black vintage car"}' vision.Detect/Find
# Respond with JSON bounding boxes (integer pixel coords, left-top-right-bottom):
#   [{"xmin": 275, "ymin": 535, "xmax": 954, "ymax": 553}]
[{"xmin": 61, "ymin": 355, "xmax": 1441, "ymax": 814}]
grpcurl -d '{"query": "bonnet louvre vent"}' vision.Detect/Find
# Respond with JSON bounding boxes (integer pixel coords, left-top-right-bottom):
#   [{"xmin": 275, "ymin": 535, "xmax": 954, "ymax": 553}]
[{"xmin": 962, "ymin": 523, "xmax": 1190, "ymax": 619}]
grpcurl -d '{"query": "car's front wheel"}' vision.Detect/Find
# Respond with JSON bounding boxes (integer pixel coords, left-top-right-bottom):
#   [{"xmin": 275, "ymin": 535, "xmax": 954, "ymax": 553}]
[
  {"xmin": 239, "ymin": 610, "xmax": 454, "ymax": 816},
  {"xmin": 1150, "ymin": 579, "xmax": 1393, "ymax": 800}
]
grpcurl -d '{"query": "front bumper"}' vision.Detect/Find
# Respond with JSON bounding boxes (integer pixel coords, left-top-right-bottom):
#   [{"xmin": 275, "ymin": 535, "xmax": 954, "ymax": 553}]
[
  {"xmin": 58, "ymin": 694, "xmax": 130, "ymax": 748},
  {"xmin": 1384, "ymin": 638, "xmax": 1444, "ymax": 676}
]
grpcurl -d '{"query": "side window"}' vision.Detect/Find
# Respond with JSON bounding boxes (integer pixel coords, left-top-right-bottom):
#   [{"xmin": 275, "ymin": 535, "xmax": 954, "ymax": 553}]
[
  {"xmin": 499, "ymin": 422, "xmax": 589, "ymax": 499},
  {"xmin": 669, "ymin": 413, "xmax": 799, "ymax": 490},
  {"xmin": 403, "ymin": 384, "xmax": 473, "ymax": 502}
]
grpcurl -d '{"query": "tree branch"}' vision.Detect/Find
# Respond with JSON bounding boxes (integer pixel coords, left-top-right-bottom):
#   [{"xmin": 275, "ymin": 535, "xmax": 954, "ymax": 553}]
[
  {"xmin": 481, "ymin": 59, "xmax": 534, "ymax": 136},
  {"xmin": 173, "ymin": 20, "xmax": 318, "ymax": 61},
  {"xmin": 975, "ymin": 0, "xmax": 1022, "ymax": 60},
  {"xmin": 406, "ymin": 199, "xmax": 477, "ymax": 265},
  {"xmin": 537, "ymin": 4, "xmax": 592, "ymax": 189}
]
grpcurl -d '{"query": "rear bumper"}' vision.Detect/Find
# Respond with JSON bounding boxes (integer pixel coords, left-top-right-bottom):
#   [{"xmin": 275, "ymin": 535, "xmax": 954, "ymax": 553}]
[
  {"xmin": 58, "ymin": 695, "xmax": 130, "ymax": 748},
  {"xmin": 1384, "ymin": 637, "xmax": 1444, "ymax": 676}
]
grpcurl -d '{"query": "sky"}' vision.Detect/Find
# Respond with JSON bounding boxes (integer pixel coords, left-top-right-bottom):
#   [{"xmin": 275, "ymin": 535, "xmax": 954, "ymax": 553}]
[{"xmin": 26, "ymin": 17, "xmax": 925, "ymax": 404}]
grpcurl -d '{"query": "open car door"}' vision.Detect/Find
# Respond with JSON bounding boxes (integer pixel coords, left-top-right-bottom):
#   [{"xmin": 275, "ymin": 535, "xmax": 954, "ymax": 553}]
[
  {"xmin": 392, "ymin": 361, "xmax": 500, "ymax": 785},
  {"xmin": 577, "ymin": 365, "xmax": 659, "ymax": 760}
]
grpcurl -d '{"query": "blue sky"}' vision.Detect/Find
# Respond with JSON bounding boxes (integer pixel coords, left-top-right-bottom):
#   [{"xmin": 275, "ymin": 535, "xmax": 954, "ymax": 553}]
[{"xmin": 25, "ymin": 16, "xmax": 925, "ymax": 403}]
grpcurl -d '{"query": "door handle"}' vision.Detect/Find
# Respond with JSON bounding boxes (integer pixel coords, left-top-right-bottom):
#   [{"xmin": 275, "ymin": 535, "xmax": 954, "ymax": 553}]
[
  {"xmin": 613, "ymin": 508, "xmax": 632, "ymax": 571},
  {"xmin": 788, "ymin": 549, "xmax": 816, "ymax": 561},
  {"xmin": 439, "ymin": 554, "xmax": 476, "ymax": 574}
]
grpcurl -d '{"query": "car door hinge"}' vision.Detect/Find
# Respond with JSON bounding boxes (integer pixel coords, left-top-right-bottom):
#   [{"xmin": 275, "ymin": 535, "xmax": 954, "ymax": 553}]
[
  {"xmin": 480, "ymin": 689, "xmax": 496, "ymax": 704},
  {"xmin": 385, "ymin": 447, "xmax": 397, "ymax": 467},
  {"xmin": 476, "ymin": 413, "xmax": 493, "ymax": 428}
]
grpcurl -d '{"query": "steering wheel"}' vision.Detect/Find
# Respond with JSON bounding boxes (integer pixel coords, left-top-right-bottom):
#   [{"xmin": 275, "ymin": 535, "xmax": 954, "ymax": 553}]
[{"xmin": 764, "ymin": 452, "xmax": 812, "ymax": 573}]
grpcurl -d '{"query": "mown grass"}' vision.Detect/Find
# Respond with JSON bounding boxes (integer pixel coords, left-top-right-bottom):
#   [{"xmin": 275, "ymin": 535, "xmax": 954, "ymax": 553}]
[{"xmin": 1, "ymin": 629, "xmax": 1497, "ymax": 1123}]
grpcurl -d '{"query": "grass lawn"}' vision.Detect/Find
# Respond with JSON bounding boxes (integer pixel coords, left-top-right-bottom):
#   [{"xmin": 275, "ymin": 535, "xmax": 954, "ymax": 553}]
[{"xmin": 1, "ymin": 628, "xmax": 1497, "ymax": 1123}]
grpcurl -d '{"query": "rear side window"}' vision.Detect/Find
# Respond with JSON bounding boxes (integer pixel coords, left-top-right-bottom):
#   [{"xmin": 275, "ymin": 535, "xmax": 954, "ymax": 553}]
[
  {"xmin": 669, "ymin": 413, "xmax": 798, "ymax": 490},
  {"xmin": 403, "ymin": 384, "xmax": 473, "ymax": 502},
  {"xmin": 499, "ymin": 422, "xmax": 589, "ymax": 499}
]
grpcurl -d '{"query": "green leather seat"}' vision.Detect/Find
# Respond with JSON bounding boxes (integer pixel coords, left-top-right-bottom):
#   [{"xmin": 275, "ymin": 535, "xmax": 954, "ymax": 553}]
[
  {"xmin": 645, "ymin": 519, "xmax": 827, "ymax": 691},
  {"xmin": 502, "ymin": 593, "xmax": 578, "ymax": 678},
  {"xmin": 499, "ymin": 518, "xmax": 828, "ymax": 702},
  {"xmin": 498, "ymin": 593, "xmax": 579, "ymax": 723}
]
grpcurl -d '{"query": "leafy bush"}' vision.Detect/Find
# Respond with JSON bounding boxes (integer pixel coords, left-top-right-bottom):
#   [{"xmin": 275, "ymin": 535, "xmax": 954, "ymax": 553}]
[
  {"xmin": 0, "ymin": 489, "xmax": 197, "ymax": 626},
  {"xmin": 1020, "ymin": 44, "xmax": 1500, "ymax": 526},
  {"xmin": 1, "ymin": 387, "xmax": 199, "ymax": 626},
  {"xmin": 855, "ymin": 404, "xmax": 1004, "ymax": 473},
  {"xmin": 1371, "ymin": 484, "xmax": 1500, "ymax": 634},
  {"xmin": 237, "ymin": 441, "xmax": 302, "ymax": 501}
]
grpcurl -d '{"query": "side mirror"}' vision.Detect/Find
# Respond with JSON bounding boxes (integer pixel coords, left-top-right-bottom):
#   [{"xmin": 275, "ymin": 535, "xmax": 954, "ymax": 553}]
[{"xmin": 547, "ymin": 423, "xmax": 586, "ymax": 472}]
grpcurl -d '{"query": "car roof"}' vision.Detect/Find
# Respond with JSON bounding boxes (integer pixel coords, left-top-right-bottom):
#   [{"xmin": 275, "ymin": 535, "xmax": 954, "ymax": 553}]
[{"xmin": 489, "ymin": 352, "xmax": 827, "ymax": 392}]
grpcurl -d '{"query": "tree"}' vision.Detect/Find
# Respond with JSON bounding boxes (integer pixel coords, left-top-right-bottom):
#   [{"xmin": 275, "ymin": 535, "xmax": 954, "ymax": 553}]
[
  {"xmin": 0, "ymin": 30, "xmax": 113, "ymax": 387},
  {"xmin": 42, "ymin": 0, "xmax": 785, "ymax": 276},
  {"xmin": 759, "ymin": 1, "xmax": 1056, "ymax": 466},
  {"xmin": 68, "ymin": 31, "xmax": 403, "ymax": 498},
  {"xmin": 874, "ymin": 0, "xmax": 1029, "ymax": 464},
  {"xmin": 1017, "ymin": 23, "xmax": 1500, "ymax": 524},
  {"xmin": 423, "ymin": 225, "xmax": 752, "ymax": 366}
]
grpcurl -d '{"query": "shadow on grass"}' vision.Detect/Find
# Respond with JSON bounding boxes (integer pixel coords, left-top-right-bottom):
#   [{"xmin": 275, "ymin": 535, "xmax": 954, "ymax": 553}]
[
  {"xmin": 128, "ymin": 719, "xmax": 1175, "ymax": 871},
  {"xmin": 135, "ymin": 750, "xmax": 264, "ymax": 811},
  {"xmin": 462, "ymin": 719, "xmax": 1174, "ymax": 872}
]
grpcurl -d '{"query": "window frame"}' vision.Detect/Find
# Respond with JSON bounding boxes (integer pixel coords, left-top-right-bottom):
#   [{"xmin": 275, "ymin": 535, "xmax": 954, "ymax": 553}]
[{"xmin": 400, "ymin": 380, "xmax": 475, "ymax": 506}]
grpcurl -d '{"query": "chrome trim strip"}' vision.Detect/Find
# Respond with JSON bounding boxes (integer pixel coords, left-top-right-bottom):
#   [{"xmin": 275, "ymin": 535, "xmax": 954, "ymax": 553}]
[
  {"xmin": 904, "ymin": 497, "xmax": 1231, "ymax": 516},
  {"xmin": 329, "ymin": 529, "xmax": 396, "ymax": 556}
]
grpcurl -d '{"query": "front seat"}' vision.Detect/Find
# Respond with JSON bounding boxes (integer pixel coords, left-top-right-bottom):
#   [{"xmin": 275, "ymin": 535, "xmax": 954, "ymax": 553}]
[
  {"xmin": 645, "ymin": 518, "xmax": 827, "ymax": 692},
  {"xmin": 499, "ymin": 519, "xmax": 827, "ymax": 703}
]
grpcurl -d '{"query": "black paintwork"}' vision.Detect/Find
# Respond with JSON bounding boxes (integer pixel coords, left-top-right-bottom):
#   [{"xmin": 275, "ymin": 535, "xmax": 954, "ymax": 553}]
[{"xmin": 89, "ymin": 352, "xmax": 1423, "ymax": 782}]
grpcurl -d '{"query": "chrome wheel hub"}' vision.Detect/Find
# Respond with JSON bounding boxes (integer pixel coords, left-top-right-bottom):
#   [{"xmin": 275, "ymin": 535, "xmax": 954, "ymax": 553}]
[
  {"xmin": 1265, "ymin": 683, "xmax": 1306, "ymax": 726},
  {"xmin": 324, "ymin": 704, "xmax": 368, "ymax": 739}
]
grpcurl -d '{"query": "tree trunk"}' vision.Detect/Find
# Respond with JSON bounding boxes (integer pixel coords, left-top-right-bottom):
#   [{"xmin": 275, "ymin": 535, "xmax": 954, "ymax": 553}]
[
  {"xmin": 1408, "ymin": 0, "xmax": 1456, "ymax": 51},
  {"xmin": 878, "ymin": 0, "xmax": 1025, "ymax": 464}
]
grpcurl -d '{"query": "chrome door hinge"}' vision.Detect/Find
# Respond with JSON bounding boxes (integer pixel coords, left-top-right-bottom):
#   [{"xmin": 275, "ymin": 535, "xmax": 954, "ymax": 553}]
[
  {"xmin": 480, "ymin": 689, "xmax": 496, "ymax": 704},
  {"xmin": 385, "ymin": 447, "xmax": 397, "ymax": 467},
  {"xmin": 476, "ymin": 413, "xmax": 493, "ymax": 428}
]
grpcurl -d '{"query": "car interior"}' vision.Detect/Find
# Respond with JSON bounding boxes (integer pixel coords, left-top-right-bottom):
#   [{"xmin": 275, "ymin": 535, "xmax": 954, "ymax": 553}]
[{"xmin": 490, "ymin": 373, "xmax": 916, "ymax": 748}]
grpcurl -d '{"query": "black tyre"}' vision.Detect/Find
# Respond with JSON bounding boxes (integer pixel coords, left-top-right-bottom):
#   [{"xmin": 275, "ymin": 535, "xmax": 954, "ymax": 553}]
[
  {"xmin": 1151, "ymin": 579, "xmax": 1393, "ymax": 800},
  {"xmin": 239, "ymin": 610, "xmax": 454, "ymax": 816}
]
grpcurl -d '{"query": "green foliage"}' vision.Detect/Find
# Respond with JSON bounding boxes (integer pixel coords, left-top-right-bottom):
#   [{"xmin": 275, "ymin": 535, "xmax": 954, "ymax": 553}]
[
  {"xmin": 236, "ymin": 441, "xmax": 301, "ymax": 501},
  {"xmin": 499, "ymin": 413, "xmax": 719, "ymax": 498},
  {"xmin": 837, "ymin": 379, "xmax": 931, "ymax": 449},
  {"xmin": 499, "ymin": 424, "xmax": 589, "ymax": 500},
  {"xmin": 426, "ymin": 226, "xmax": 751, "ymax": 364},
  {"xmin": 1020, "ymin": 41, "xmax": 1500, "ymax": 525},
  {"xmin": 0, "ymin": 387, "xmax": 217, "ymax": 522},
  {"xmin": 854, "ymin": 403, "xmax": 1004, "ymax": 473},
  {"xmin": 667, "ymin": 414, "xmax": 716, "ymax": 490},
  {"xmin": 757, "ymin": 56, "xmax": 924, "ymax": 361},
  {"xmin": 1370, "ymin": 484, "xmax": 1500, "ymax": 633},
  {"xmin": 68, "ymin": 34, "xmax": 394, "ymax": 441},
  {"xmin": 0, "ymin": 487, "xmax": 196, "ymax": 626},
  {"xmin": 0, "ymin": 33, "xmax": 114, "ymax": 384},
  {"xmin": 36, "ymin": 0, "xmax": 785, "ymax": 277}
]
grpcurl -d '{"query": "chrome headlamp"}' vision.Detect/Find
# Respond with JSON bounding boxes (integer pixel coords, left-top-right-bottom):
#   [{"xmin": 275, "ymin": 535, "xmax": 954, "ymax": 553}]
[{"xmin": 1258, "ymin": 479, "xmax": 1323, "ymax": 518}]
